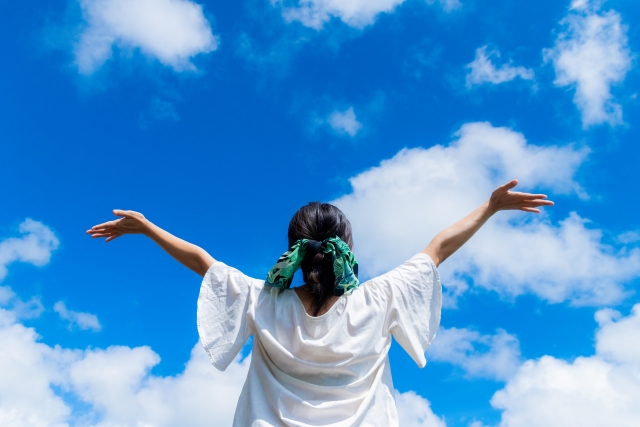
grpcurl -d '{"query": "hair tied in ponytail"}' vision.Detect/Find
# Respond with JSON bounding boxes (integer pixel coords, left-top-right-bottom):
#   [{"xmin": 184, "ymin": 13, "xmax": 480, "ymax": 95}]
[{"xmin": 264, "ymin": 237, "xmax": 359, "ymax": 296}]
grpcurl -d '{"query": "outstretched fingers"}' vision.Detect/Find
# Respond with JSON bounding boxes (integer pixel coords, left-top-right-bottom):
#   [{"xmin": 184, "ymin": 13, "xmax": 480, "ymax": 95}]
[
  {"xmin": 105, "ymin": 233, "xmax": 122, "ymax": 242},
  {"xmin": 518, "ymin": 198, "xmax": 554, "ymax": 213},
  {"xmin": 88, "ymin": 230, "xmax": 116, "ymax": 237},
  {"xmin": 491, "ymin": 181, "xmax": 555, "ymax": 214},
  {"xmin": 87, "ymin": 209, "xmax": 145, "ymax": 243},
  {"xmin": 520, "ymin": 207, "xmax": 542, "ymax": 213},
  {"xmin": 509, "ymin": 191, "xmax": 548, "ymax": 199},
  {"xmin": 522, "ymin": 199, "xmax": 554, "ymax": 206},
  {"xmin": 87, "ymin": 219, "xmax": 118, "ymax": 232}
]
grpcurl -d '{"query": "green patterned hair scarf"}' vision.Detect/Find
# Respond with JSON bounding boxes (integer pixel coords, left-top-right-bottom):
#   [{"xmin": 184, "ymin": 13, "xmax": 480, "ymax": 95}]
[{"xmin": 265, "ymin": 237, "xmax": 359, "ymax": 296}]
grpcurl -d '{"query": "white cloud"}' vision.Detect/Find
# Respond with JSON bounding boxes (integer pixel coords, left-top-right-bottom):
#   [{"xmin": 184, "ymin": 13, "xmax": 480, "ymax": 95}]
[
  {"xmin": 427, "ymin": 0, "xmax": 461, "ymax": 13},
  {"xmin": 74, "ymin": 0, "xmax": 219, "ymax": 74},
  {"xmin": 54, "ymin": 301, "xmax": 102, "ymax": 332},
  {"xmin": 489, "ymin": 304, "xmax": 640, "ymax": 427},
  {"xmin": 0, "ymin": 286, "xmax": 44, "ymax": 320},
  {"xmin": 328, "ymin": 107, "xmax": 363, "ymax": 137},
  {"xmin": 427, "ymin": 327, "xmax": 521, "ymax": 381},
  {"xmin": 395, "ymin": 391, "xmax": 448, "ymax": 427},
  {"xmin": 333, "ymin": 122, "xmax": 640, "ymax": 307},
  {"xmin": 570, "ymin": 0, "xmax": 605, "ymax": 12},
  {"xmin": 466, "ymin": 46, "xmax": 534, "ymax": 87},
  {"xmin": 69, "ymin": 344, "xmax": 250, "ymax": 427},
  {"xmin": 276, "ymin": 0, "xmax": 460, "ymax": 29},
  {"xmin": 570, "ymin": 0, "xmax": 590, "ymax": 10},
  {"xmin": 544, "ymin": 2, "xmax": 632, "ymax": 127},
  {"xmin": 0, "ymin": 298, "xmax": 75, "ymax": 427},
  {"xmin": 0, "ymin": 288, "xmax": 250, "ymax": 427},
  {"xmin": 0, "ymin": 219, "xmax": 59, "ymax": 281},
  {"xmin": 617, "ymin": 231, "xmax": 640, "ymax": 244}
]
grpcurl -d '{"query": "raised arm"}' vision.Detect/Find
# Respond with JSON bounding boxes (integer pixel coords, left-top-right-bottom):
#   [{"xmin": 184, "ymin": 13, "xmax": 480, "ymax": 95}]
[
  {"xmin": 423, "ymin": 180, "xmax": 554, "ymax": 267},
  {"xmin": 86, "ymin": 210, "xmax": 215, "ymax": 277}
]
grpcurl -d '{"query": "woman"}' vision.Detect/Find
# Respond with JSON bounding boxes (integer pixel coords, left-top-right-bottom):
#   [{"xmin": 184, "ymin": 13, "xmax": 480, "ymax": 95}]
[{"xmin": 87, "ymin": 179, "xmax": 552, "ymax": 427}]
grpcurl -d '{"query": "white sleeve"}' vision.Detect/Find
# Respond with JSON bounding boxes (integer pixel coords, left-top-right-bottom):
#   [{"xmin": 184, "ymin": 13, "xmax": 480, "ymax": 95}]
[
  {"xmin": 383, "ymin": 253, "xmax": 442, "ymax": 368},
  {"xmin": 196, "ymin": 261, "xmax": 262, "ymax": 371}
]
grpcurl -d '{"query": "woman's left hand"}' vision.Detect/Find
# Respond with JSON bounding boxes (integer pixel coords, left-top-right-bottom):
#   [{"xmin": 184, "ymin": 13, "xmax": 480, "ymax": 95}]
[{"xmin": 86, "ymin": 210, "xmax": 149, "ymax": 242}]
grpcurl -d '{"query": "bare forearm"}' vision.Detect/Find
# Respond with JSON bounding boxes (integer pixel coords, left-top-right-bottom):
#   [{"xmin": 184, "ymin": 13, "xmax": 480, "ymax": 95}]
[
  {"xmin": 423, "ymin": 200, "xmax": 494, "ymax": 266},
  {"xmin": 143, "ymin": 220, "xmax": 215, "ymax": 277},
  {"xmin": 420, "ymin": 180, "xmax": 554, "ymax": 266}
]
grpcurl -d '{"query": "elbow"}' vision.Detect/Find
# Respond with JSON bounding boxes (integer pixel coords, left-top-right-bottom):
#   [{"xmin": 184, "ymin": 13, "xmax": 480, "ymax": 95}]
[
  {"xmin": 196, "ymin": 249, "xmax": 216, "ymax": 277},
  {"xmin": 422, "ymin": 241, "xmax": 443, "ymax": 267}
]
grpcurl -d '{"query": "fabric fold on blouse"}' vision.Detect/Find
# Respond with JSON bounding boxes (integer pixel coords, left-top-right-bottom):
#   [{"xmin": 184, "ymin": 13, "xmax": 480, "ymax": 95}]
[{"xmin": 197, "ymin": 252, "xmax": 442, "ymax": 427}]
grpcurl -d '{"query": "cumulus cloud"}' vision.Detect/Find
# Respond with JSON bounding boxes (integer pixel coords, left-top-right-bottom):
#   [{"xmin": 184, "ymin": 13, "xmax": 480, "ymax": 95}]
[
  {"xmin": 54, "ymin": 301, "xmax": 102, "ymax": 332},
  {"xmin": 0, "ymin": 296, "xmax": 75, "ymax": 426},
  {"xmin": 395, "ymin": 391, "xmax": 448, "ymax": 427},
  {"xmin": 70, "ymin": 344, "xmax": 250, "ymax": 427},
  {"xmin": 544, "ymin": 1, "xmax": 632, "ymax": 127},
  {"xmin": 0, "ymin": 219, "xmax": 59, "ymax": 281},
  {"xmin": 74, "ymin": 0, "xmax": 219, "ymax": 74},
  {"xmin": 489, "ymin": 304, "xmax": 640, "ymax": 427},
  {"xmin": 0, "ymin": 290, "xmax": 250, "ymax": 426},
  {"xmin": 276, "ymin": 0, "xmax": 460, "ymax": 29},
  {"xmin": 328, "ymin": 107, "xmax": 363, "ymax": 137},
  {"xmin": 333, "ymin": 122, "xmax": 640, "ymax": 307},
  {"xmin": 466, "ymin": 46, "xmax": 534, "ymax": 87},
  {"xmin": 427, "ymin": 327, "xmax": 521, "ymax": 381}
]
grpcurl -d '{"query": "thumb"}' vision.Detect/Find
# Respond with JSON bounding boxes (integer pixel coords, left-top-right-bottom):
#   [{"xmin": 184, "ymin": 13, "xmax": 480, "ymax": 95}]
[
  {"xmin": 113, "ymin": 209, "xmax": 132, "ymax": 218},
  {"xmin": 500, "ymin": 179, "xmax": 518, "ymax": 192}
]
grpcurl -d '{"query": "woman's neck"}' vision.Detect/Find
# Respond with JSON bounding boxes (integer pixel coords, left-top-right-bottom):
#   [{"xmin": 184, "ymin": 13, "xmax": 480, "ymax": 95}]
[{"xmin": 294, "ymin": 286, "xmax": 340, "ymax": 317}]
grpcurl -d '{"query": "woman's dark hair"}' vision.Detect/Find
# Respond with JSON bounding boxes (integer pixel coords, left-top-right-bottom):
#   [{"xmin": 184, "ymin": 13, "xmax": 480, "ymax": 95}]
[{"xmin": 288, "ymin": 202, "xmax": 353, "ymax": 316}]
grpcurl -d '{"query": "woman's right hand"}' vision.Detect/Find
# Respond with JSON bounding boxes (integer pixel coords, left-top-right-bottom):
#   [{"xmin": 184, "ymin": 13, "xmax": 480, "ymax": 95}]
[
  {"xmin": 86, "ymin": 210, "xmax": 149, "ymax": 242},
  {"xmin": 488, "ymin": 179, "xmax": 554, "ymax": 214}
]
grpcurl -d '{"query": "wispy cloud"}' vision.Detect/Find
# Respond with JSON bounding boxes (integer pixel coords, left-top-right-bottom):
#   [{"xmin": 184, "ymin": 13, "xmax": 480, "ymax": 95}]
[
  {"xmin": 544, "ymin": 0, "xmax": 632, "ymax": 127},
  {"xmin": 327, "ymin": 107, "xmax": 363, "ymax": 137},
  {"xmin": 275, "ymin": 0, "xmax": 461, "ymax": 30},
  {"xmin": 428, "ymin": 327, "xmax": 521, "ymax": 381},
  {"xmin": 0, "ymin": 286, "xmax": 44, "ymax": 319},
  {"xmin": 54, "ymin": 301, "xmax": 102, "ymax": 332},
  {"xmin": 74, "ymin": 0, "xmax": 219, "ymax": 74},
  {"xmin": 140, "ymin": 97, "xmax": 180, "ymax": 128},
  {"xmin": 426, "ymin": 0, "xmax": 461, "ymax": 13},
  {"xmin": 0, "ymin": 219, "xmax": 59, "ymax": 281},
  {"xmin": 466, "ymin": 46, "xmax": 534, "ymax": 88}
]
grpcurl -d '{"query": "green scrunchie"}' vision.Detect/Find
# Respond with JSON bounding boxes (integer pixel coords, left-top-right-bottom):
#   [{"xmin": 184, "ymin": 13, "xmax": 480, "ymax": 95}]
[{"xmin": 265, "ymin": 237, "xmax": 359, "ymax": 296}]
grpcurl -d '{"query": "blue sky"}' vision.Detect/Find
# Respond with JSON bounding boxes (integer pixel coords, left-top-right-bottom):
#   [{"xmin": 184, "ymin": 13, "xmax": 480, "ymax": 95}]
[{"xmin": 1, "ymin": 0, "xmax": 640, "ymax": 426}]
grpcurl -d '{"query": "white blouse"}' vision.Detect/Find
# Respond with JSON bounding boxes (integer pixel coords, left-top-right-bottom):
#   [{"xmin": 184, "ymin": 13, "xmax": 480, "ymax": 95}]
[{"xmin": 197, "ymin": 252, "xmax": 442, "ymax": 427}]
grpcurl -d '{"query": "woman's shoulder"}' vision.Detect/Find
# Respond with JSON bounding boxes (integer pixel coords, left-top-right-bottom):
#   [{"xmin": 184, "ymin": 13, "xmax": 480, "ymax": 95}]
[{"xmin": 361, "ymin": 253, "xmax": 436, "ymax": 286}]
